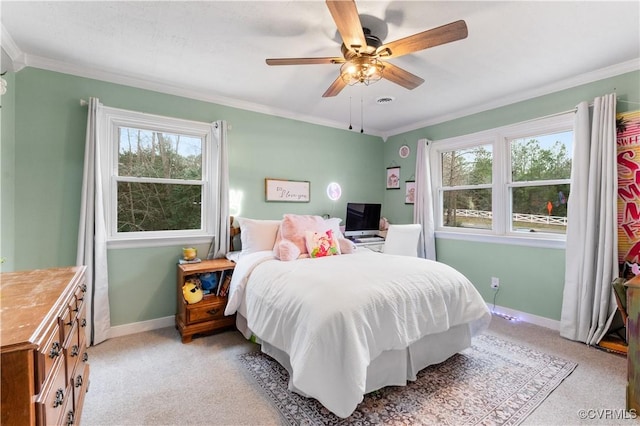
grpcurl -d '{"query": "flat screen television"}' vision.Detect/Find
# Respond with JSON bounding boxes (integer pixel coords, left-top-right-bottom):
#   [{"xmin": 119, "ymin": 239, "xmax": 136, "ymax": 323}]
[{"xmin": 344, "ymin": 202, "xmax": 382, "ymax": 238}]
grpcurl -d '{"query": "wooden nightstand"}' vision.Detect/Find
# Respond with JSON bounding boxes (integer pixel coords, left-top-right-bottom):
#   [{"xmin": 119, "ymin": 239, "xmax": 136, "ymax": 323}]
[{"xmin": 176, "ymin": 258, "xmax": 236, "ymax": 343}]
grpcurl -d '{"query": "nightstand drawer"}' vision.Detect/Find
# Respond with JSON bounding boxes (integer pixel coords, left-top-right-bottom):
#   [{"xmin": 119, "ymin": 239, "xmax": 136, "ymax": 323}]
[{"xmin": 187, "ymin": 299, "xmax": 227, "ymax": 324}]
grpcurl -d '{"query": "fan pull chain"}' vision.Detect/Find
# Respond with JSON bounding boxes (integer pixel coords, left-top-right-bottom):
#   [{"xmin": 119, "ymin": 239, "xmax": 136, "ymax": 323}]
[
  {"xmin": 360, "ymin": 95, "xmax": 364, "ymax": 134},
  {"xmin": 348, "ymin": 96, "xmax": 352, "ymax": 130}
]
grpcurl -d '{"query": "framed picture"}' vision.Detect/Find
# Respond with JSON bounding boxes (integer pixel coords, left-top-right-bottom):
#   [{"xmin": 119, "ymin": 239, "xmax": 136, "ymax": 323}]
[
  {"xmin": 386, "ymin": 167, "xmax": 401, "ymax": 189},
  {"xmin": 265, "ymin": 178, "xmax": 310, "ymax": 202},
  {"xmin": 399, "ymin": 144, "xmax": 411, "ymax": 158},
  {"xmin": 405, "ymin": 181, "xmax": 416, "ymax": 204}
]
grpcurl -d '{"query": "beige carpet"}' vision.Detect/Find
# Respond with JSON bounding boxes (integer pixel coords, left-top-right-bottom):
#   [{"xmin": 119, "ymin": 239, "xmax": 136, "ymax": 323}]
[
  {"xmin": 82, "ymin": 316, "xmax": 630, "ymax": 425},
  {"xmin": 240, "ymin": 334, "xmax": 577, "ymax": 425}
]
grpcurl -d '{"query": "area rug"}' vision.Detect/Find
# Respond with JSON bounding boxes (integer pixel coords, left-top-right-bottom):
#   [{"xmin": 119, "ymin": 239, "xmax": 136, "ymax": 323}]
[{"xmin": 239, "ymin": 334, "xmax": 577, "ymax": 425}]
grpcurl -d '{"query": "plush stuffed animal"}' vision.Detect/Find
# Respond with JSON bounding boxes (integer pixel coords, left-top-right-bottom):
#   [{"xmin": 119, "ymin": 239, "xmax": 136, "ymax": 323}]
[{"xmin": 182, "ymin": 280, "xmax": 203, "ymax": 304}]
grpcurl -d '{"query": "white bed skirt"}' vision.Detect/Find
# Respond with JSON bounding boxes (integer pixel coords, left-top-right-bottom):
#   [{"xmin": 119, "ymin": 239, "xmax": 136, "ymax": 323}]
[{"xmin": 236, "ymin": 313, "xmax": 488, "ymax": 396}]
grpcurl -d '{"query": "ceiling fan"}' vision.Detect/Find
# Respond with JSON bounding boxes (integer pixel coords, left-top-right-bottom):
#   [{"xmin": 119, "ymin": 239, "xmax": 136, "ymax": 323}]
[{"xmin": 265, "ymin": 0, "xmax": 468, "ymax": 98}]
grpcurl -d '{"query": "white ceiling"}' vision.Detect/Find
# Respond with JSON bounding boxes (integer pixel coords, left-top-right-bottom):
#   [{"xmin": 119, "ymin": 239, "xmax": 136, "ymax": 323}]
[{"xmin": 2, "ymin": 1, "xmax": 639, "ymax": 139}]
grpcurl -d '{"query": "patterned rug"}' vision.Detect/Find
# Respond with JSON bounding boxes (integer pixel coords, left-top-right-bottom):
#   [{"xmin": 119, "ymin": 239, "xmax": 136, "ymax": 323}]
[{"xmin": 239, "ymin": 334, "xmax": 577, "ymax": 425}]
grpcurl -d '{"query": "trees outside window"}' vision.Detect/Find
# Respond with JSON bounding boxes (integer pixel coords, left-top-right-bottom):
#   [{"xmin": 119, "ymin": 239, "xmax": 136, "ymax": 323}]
[
  {"xmin": 432, "ymin": 113, "xmax": 573, "ymax": 244},
  {"xmin": 101, "ymin": 108, "xmax": 217, "ymax": 245}
]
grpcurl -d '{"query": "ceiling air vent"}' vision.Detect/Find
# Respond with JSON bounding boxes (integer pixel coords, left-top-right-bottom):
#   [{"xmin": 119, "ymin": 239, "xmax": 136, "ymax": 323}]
[{"xmin": 376, "ymin": 96, "xmax": 395, "ymax": 105}]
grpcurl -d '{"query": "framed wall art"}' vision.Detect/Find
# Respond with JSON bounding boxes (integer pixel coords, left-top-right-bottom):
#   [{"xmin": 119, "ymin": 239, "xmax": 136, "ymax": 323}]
[
  {"xmin": 405, "ymin": 181, "xmax": 416, "ymax": 204},
  {"xmin": 386, "ymin": 166, "xmax": 400, "ymax": 189},
  {"xmin": 265, "ymin": 178, "xmax": 310, "ymax": 202},
  {"xmin": 399, "ymin": 144, "xmax": 411, "ymax": 158}
]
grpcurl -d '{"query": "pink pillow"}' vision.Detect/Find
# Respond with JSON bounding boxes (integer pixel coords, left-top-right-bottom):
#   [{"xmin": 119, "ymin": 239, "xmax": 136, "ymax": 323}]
[
  {"xmin": 338, "ymin": 237, "xmax": 356, "ymax": 254},
  {"xmin": 305, "ymin": 229, "xmax": 341, "ymax": 258},
  {"xmin": 275, "ymin": 239, "xmax": 301, "ymax": 261},
  {"xmin": 278, "ymin": 214, "xmax": 326, "ymax": 255}
]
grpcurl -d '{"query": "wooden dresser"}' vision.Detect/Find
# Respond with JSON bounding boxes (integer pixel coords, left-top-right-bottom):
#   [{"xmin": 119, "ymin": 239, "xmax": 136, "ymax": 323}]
[
  {"xmin": 627, "ymin": 275, "xmax": 640, "ymax": 413},
  {"xmin": 1, "ymin": 266, "xmax": 90, "ymax": 425}
]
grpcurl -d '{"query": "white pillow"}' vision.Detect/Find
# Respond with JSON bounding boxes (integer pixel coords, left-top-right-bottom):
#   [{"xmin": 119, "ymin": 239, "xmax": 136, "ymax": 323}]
[
  {"xmin": 236, "ymin": 217, "xmax": 281, "ymax": 254},
  {"xmin": 324, "ymin": 217, "xmax": 343, "ymax": 238}
]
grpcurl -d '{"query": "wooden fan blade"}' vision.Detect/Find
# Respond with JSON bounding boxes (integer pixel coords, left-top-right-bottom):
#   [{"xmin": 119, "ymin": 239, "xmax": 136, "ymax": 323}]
[
  {"xmin": 381, "ymin": 62, "xmax": 424, "ymax": 90},
  {"xmin": 326, "ymin": 0, "xmax": 366, "ymax": 53},
  {"xmin": 322, "ymin": 75, "xmax": 347, "ymax": 97},
  {"xmin": 378, "ymin": 20, "xmax": 468, "ymax": 59},
  {"xmin": 266, "ymin": 57, "xmax": 345, "ymax": 66}
]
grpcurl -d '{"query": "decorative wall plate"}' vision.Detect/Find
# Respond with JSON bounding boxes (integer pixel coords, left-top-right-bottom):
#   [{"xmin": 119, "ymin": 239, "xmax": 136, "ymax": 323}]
[{"xmin": 399, "ymin": 145, "xmax": 410, "ymax": 158}]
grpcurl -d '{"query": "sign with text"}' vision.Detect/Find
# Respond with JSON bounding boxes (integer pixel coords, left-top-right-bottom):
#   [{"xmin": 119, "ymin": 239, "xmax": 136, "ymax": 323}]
[
  {"xmin": 265, "ymin": 178, "xmax": 310, "ymax": 202},
  {"xmin": 617, "ymin": 110, "xmax": 640, "ymax": 270}
]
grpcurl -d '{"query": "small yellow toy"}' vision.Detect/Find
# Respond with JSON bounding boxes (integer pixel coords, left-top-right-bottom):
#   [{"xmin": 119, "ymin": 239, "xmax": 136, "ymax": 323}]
[{"xmin": 182, "ymin": 280, "xmax": 203, "ymax": 304}]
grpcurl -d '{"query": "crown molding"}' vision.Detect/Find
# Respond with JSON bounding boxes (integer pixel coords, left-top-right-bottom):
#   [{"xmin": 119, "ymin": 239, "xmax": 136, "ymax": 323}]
[
  {"xmin": 388, "ymin": 58, "xmax": 640, "ymax": 137},
  {"xmin": 20, "ymin": 51, "xmax": 387, "ymax": 139},
  {"xmin": 0, "ymin": 24, "xmax": 27, "ymax": 71}
]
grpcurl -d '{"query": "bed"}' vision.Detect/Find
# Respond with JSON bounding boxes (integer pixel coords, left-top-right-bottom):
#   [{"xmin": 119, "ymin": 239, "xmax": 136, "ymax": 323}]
[{"xmin": 224, "ymin": 215, "xmax": 491, "ymax": 418}]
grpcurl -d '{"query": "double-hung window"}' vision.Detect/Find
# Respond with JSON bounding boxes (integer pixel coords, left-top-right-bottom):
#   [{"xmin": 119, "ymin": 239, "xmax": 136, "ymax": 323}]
[
  {"xmin": 431, "ymin": 113, "xmax": 573, "ymax": 247},
  {"xmin": 101, "ymin": 107, "xmax": 218, "ymax": 247}
]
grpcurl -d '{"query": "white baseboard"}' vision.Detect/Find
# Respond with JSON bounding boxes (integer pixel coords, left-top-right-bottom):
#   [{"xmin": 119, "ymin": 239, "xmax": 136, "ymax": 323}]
[
  {"xmin": 104, "ymin": 307, "xmax": 560, "ymax": 341},
  {"xmin": 488, "ymin": 303, "xmax": 560, "ymax": 331},
  {"xmin": 107, "ymin": 315, "xmax": 175, "ymax": 340}
]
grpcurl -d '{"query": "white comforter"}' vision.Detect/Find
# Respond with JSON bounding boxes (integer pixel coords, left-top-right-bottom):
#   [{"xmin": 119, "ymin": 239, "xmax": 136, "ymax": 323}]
[{"xmin": 225, "ymin": 249, "xmax": 491, "ymax": 418}]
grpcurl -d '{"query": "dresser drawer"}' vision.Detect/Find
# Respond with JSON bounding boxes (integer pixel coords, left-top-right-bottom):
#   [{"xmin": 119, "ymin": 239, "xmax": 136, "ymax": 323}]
[
  {"xmin": 186, "ymin": 298, "xmax": 228, "ymax": 324},
  {"xmin": 60, "ymin": 304, "xmax": 75, "ymax": 346},
  {"xmin": 36, "ymin": 321, "xmax": 63, "ymax": 395},
  {"xmin": 35, "ymin": 358, "xmax": 69, "ymax": 426},
  {"xmin": 71, "ymin": 360, "xmax": 90, "ymax": 415},
  {"xmin": 64, "ymin": 320, "xmax": 80, "ymax": 380},
  {"xmin": 74, "ymin": 283, "xmax": 87, "ymax": 312}
]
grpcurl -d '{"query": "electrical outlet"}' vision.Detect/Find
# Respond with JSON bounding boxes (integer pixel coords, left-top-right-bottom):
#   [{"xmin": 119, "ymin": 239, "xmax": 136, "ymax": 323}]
[{"xmin": 491, "ymin": 277, "xmax": 500, "ymax": 290}]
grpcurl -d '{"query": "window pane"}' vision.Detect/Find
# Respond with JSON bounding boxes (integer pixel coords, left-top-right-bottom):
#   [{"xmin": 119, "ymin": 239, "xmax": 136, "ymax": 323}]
[
  {"xmin": 117, "ymin": 182, "xmax": 202, "ymax": 232},
  {"xmin": 441, "ymin": 145, "xmax": 492, "ymax": 186},
  {"xmin": 511, "ymin": 184, "xmax": 569, "ymax": 234},
  {"xmin": 442, "ymin": 188, "xmax": 492, "ymax": 229},
  {"xmin": 511, "ymin": 131, "xmax": 572, "ymax": 182},
  {"xmin": 118, "ymin": 127, "xmax": 202, "ymax": 180}
]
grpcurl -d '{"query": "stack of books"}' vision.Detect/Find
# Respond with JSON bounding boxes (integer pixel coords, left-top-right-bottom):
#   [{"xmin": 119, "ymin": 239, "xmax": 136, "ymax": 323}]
[
  {"xmin": 178, "ymin": 257, "xmax": 202, "ymax": 265},
  {"xmin": 217, "ymin": 271, "xmax": 232, "ymax": 297}
]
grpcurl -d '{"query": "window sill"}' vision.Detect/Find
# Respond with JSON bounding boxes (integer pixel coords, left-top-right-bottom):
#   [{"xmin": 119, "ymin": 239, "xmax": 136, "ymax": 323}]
[
  {"xmin": 107, "ymin": 235, "xmax": 214, "ymax": 250},
  {"xmin": 435, "ymin": 230, "xmax": 565, "ymax": 249}
]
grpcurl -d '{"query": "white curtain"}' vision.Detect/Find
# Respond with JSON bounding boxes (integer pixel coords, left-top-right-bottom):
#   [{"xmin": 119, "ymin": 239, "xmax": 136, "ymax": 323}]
[
  {"xmin": 414, "ymin": 138, "xmax": 436, "ymax": 260},
  {"xmin": 560, "ymin": 93, "xmax": 618, "ymax": 345},
  {"xmin": 208, "ymin": 120, "xmax": 230, "ymax": 259},
  {"xmin": 76, "ymin": 97, "xmax": 111, "ymax": 346}
]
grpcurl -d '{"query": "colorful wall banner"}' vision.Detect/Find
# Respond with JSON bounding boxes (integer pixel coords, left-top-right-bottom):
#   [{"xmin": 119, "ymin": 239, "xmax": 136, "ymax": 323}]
[{"xmin": 617, "ymin": 110, "xmax": 640, "ymax": 277}]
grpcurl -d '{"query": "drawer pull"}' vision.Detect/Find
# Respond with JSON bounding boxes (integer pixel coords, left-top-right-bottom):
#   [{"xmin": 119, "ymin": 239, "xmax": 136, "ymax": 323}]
[
  {"xmin": 207, "ymin": 308, "xmax": 220, "ymax": 316},
  {"xmin": 81, "ymin": 283, "xmax": 87, "ymax": 293},
  {"xmin": 71, "ymin": 344, "xmax": 79, "ymax": 357},
  {"xmin": 73, "ymin": 306, "xmax": 79, "ymax": 313},
  {"xmin": 66, "ymin": 410, "xmax": 75, "ymax": 426},
  {"xmin": 75, "ymin": 375, "xmax": 83, "ymax": 388},
  {"xmin": 49, "ymin": 341, "xmax": 61, "ymax": 359},
  {"xmin": 66, "ymin": 318, "xmax": 73, "ymax": 326},
  {"xmin": 53, "ymin": 388, "xmax": 64, "ymax": 408},
  {"xmin": 81, "ymin": 318, "xmax": 87, "ymax": 328},
  {"xmin": 82, "ymin": 352, "xmax": 89, "ymax": 362}
]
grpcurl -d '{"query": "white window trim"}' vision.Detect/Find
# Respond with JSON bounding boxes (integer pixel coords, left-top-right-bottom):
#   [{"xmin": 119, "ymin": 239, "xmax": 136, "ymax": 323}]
[
  {"xmin": 99, "ymin": 107, "xmax": 218, "ymax": 249},
  {"xmin": 430, "ymin": 113, "xmax": 573, "ymax": 249}
]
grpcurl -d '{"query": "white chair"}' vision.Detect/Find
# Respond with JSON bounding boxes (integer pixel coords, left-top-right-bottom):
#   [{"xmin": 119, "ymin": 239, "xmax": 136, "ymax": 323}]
[{"xmin": 383, "ymin": 224, "xmax": 422, "ymax": 257}]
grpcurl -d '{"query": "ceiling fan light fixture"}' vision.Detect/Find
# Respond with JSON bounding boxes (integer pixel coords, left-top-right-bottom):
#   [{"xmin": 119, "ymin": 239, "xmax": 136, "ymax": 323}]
[{"xmin": 340, "ymin": 56, "xmax": 384, "ymax": 86}]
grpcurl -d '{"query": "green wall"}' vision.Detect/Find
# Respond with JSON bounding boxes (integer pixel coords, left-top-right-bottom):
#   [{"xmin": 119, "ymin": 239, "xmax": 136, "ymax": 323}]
[
  {"xmin": 1, "ymin": 71, "xmax": 16, "ymax": 272},
  {"xmin": 382, "ymin": 70, "xmax": 640, "ymax": 321},
  {"xmin": 2, "ymin": 66, "xmax": 639, "ymax": 327},
  {"xmin": 5, "ymin": 68, "xmax": 383, "ymax": 326}
]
